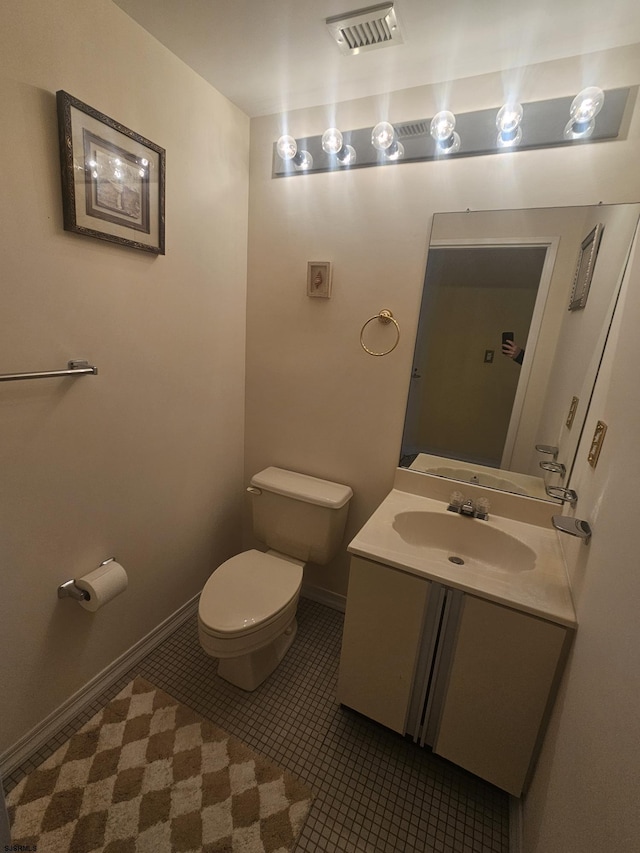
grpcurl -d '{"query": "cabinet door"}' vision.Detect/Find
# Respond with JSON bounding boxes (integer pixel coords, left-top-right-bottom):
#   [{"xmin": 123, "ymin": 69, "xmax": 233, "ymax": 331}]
[
  {"xmin": 337, "ymin": 556, "xmax": 431, "ymax": 733},
  {"xmin": 434, "ymin": 594, "xmax": 568, "ymax": 796}
]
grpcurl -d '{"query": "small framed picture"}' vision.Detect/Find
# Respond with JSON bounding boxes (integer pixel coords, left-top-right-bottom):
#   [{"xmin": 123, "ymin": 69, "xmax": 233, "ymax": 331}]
[
  {"xmin": 56, "ymin": 90, "xmax": 165, "ymax": 254},
  {"xmin": 307, "ymin": 262, "xmax": 332, "ymax": 298},
  {"xmin": 569, "ymin": 223, "xmax": 604, "ymax": 310}
]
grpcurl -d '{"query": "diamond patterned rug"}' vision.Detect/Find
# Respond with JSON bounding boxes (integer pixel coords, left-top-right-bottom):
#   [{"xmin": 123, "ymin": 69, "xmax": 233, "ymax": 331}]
[{"xmin": 6, "ymin": 677, "xmax": 313, "ymax": 852}]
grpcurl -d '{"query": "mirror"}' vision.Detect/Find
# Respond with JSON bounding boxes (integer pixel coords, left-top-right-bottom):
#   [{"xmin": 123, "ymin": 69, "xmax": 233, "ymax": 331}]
[{"xmin": 400, "ymin": 204, "xmax": 640, "ymax": 501}]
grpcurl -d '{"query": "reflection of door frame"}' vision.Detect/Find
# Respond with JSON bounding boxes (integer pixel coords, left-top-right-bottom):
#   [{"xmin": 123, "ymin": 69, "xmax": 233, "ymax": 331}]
[{"xmin": 429, "ymin": 236, "xmax": 559, "ymax": 470}]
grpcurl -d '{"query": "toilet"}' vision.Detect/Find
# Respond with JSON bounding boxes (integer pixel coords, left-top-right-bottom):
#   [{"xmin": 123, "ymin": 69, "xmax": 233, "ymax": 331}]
[{"xmin": 198, "ymin": 467, "xmax": 353, "ymax": 691}]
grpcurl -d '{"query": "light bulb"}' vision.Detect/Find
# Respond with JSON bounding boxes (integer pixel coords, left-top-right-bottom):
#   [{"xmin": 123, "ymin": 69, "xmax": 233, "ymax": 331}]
[
  {"xmin": 322, "ymin": 127, "xmax": 344, "ymax": 154},
  {"xmin": 384, "ymin": 141, "xmax": 404, "ymax": 161},
  {"xmin": 496, "ymin": 102, "xmax": 523, "ymax": 147},
  {"xmin": 276, "ymin": 135, "xmax": 297, "ymax": 161},
  {"xmin": 563, "ymin": 118, "xmax": 595, "ymax": 140},
  {"xmin": 430, "ymin": 111, "xmax": 461, "ymax": 154},
  {"xmin": 430, "ymin": 111, "xmax": 456, "ymax": 143},
  {"xmin": 336, "ymin": 144, "xmax": 356, "ymax": 166},
  {"xmin": 293, "ymin": 150, "xmax": 313, "ymax": 171},
  {"xmin": 570, "ymin": 87, "xmax": 604, "ymax": 124},
  {"xmin": 496, "ymin": 102, "xmax": 523, "ymax": 135},
  {"xmin": 371, "ymin": 121, "xmax": 396, "ymax": 151},
  {"xmin": 497, "ymin": 126, "xmax": 523, "ymax": 148}
]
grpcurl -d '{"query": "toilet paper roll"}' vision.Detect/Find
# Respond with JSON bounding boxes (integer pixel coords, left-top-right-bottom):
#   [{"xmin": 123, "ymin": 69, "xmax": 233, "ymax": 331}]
[{"xmin": 76, "ymin": 560, "xmax": 128, "ymax": 612}]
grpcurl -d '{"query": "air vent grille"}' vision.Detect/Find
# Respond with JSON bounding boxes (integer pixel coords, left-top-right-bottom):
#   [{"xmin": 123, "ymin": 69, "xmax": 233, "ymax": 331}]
[
  {"xmin": 396, "ymin": 121, "xmax": 431, "ymax": 139},
  {"xmin": 327, "ymin": 3, "xmax": 403, "ymax": 55}
]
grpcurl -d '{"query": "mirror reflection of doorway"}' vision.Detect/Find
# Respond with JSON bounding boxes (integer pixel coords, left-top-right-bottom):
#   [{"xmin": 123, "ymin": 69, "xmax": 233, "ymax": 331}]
[{"xmin": 402, "ymin": 244, "xmax": 548, "ymax": 469}]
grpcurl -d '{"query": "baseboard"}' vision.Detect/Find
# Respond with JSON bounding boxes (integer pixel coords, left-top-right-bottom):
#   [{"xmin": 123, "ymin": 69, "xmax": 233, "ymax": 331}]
[
  {"xmin": 301, "ymin": 583, "xmax": 346, "ymax": 613},
  {"xmin": 0, "ymin": 595, "xmax": 199, "ymax": 779},
  {"xmin": 509, "ymin": 795, "xmax": 522, "ymax": 853}
]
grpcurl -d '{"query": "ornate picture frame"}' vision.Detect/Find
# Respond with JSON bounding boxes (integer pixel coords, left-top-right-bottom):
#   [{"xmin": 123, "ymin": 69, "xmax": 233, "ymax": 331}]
[
  {"xmin": 56, "ymin": 91, "xmax": 165, "ymax": 254},
  {"xmin": 568, "ymin": 223, "xmax": 604, "ymax": 310}
]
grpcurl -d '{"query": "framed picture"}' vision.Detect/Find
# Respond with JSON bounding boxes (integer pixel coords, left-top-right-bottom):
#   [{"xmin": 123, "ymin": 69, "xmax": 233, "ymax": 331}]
[
  {"xmin": 307, "ymin": 262, "xmax": 332, "ymax": 298},
  {"xmin": 56, "ymin": 91, "xmax": 165, "ymax": 254},
  {"xmin": 568, "ymin": 223, "xmax": 604, "ymax": 310}
]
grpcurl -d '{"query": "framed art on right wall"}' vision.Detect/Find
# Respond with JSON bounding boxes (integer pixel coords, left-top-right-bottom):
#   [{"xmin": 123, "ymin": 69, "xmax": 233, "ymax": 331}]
[{"xmin": 569, "ymin": 222, "xmax": 604, "ymax": 310}]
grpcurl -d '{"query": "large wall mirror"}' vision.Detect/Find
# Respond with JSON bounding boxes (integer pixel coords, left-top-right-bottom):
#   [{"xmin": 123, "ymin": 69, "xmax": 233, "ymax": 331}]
[{"xmin": 400, "ymin": 203, "xmax": 640, "ymax": 501}]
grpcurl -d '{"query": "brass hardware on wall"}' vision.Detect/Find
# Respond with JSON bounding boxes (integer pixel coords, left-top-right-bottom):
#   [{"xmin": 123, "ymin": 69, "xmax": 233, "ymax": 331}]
[
  {"xmin": 566, "ymin": 396, "xmax": 579, "ymax": 428},
  {"xmin": 588, "ymin": 420, "xmax": 608, "ymax": 467},
  {"xmin": 360, "ymin": 309, "xmax": 401, "ymax": 356}
]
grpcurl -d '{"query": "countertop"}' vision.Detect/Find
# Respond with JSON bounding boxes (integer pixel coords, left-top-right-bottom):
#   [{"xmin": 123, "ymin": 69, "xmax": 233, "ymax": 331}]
[{"xmin": 348, "ymin": 488, "xmax": 576, "ymax": 628}]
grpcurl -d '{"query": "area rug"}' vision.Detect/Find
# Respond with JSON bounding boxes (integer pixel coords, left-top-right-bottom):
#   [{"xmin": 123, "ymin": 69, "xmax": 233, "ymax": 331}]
[{"xmin": 6, "ymin": 677, "xmax": 313, "ymax": 852}]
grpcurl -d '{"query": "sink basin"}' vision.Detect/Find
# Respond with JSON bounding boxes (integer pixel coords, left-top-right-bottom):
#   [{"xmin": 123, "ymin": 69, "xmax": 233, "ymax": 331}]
[
  {"xmin": 392, "ymin": 510, "xmax": 536, "ymax": 573},
  {"xmin": 425, "ymin": 466, "xmax": 529, "ymax": 496}
]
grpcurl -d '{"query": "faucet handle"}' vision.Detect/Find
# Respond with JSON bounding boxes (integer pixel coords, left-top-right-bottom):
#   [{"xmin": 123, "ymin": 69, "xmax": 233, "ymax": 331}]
[{"xmin": 474, "ymin": 497, "xmax": 490, "ymax": 519}]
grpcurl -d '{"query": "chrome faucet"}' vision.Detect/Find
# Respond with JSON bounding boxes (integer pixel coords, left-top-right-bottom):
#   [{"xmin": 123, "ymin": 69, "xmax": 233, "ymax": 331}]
[
  {"xmin": 460, "ymin": 499, "xmax": 475, "ymax": 516},
  {"xmin": 551, "ymin": 516, "xmax": 592, "ymax": 544},
  {"xmin": 447, "ymin": 493, "xmax": 490, "ymax": 520}
]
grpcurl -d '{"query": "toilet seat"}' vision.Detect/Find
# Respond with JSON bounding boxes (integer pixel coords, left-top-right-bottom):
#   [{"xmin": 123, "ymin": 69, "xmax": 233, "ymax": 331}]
[{"xmin": 198, "ymin": 550, "xmax": 303, "ymax": 638}]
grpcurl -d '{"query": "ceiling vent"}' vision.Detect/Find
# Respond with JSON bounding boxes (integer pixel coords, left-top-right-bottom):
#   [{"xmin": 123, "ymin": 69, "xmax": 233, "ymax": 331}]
[{"xmin": 326, "ymin": 3, "xmax": 404, "ymax": 55}]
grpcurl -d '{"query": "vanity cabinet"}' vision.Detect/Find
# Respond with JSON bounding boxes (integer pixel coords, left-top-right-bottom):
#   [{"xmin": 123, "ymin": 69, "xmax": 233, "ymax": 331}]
[
  {"xmin": 337, "ymin": 556, "xmax": 571, "ymax": 797},
  {"xmin": 336, "ymin": 556, "xmax": 431, "ymax": 733}
]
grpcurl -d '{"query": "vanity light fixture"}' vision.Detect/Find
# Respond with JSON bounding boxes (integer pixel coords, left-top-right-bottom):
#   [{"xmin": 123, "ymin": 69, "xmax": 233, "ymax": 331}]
[
  {"xmin": 563, "ymin": 87, "xmax": 605, "ymax": 140},
  {"xmin": 496, "ymin": 102, "xmax": 524, "ymax": 148},
  {"xmin": 272, "ymin": 87, "xmax": 629, "ymax": 177},
  {"xmin": 430, "ymin": 110, "xmax": 461, "ymax": 154}
]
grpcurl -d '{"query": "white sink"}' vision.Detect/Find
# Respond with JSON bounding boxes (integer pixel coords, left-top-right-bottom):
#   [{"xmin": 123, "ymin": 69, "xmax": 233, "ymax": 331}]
[
  {"xmin": 347, "ymin": 485, "xmax": 576, "ymax": 627},
  {"xmin": 392, "ymin": 510, "xmax": 536, "ymax": 573},
  {"xmin": 425, "ymin": 466, "xmax": 528, "ymax": 495}
]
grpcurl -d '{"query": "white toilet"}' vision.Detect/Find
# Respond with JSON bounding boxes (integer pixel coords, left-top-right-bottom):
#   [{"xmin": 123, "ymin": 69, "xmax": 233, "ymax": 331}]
[{"xmin": 198, "ymin": 467, "xmax": 353, "ymax": 691}]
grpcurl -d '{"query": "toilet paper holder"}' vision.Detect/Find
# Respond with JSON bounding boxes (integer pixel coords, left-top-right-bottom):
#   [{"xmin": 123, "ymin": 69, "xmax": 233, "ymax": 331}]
[{"xmin": 57, "ymin": 557, "xmax": 115, "ymax": 601}]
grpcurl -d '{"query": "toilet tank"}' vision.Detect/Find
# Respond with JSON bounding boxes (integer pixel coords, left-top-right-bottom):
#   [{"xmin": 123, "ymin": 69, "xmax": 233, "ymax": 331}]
[{"xmin": 249, "ymin": 467, "xmax": 353, "ymax": 565}]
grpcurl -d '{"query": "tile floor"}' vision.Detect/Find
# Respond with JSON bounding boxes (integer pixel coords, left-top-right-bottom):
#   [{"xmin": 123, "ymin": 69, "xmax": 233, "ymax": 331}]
[{"xmin": 4, "ymin": 598, "xmax": 510, "ymax": 852}]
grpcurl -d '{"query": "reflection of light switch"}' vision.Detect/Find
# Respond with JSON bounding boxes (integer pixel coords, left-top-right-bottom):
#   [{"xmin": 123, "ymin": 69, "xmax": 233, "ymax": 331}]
[{"xmin": 484, "ymin": 349, "xmax": 494, "ymax": 363}]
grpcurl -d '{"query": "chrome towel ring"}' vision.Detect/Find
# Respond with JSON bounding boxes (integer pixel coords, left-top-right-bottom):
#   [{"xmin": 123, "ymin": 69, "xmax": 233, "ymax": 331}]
[{"xmin": 360, "ymin": 309, "xmax": 400, "ymax": 356}]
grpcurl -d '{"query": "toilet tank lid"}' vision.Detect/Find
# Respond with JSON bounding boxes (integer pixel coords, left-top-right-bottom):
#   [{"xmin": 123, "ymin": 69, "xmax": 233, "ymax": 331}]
[{"xmin": 250, "ymin": 467, "xmax": 353, "ymax": 508}]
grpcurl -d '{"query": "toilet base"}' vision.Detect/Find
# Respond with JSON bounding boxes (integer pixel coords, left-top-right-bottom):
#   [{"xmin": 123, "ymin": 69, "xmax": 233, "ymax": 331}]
[{"xmin": 217, "ymin": 618, "xmax": 298, "ymax": 691}]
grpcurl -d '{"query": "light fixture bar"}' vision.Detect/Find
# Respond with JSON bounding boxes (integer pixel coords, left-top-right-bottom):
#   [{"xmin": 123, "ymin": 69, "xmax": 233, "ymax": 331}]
[{"xmin": 272, "ymin": 87, "xmax": 631, "ymax": 178}]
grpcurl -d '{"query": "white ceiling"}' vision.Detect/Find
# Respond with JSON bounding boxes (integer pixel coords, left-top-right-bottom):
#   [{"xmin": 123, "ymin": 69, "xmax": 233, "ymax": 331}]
[{"xmin": 113, "ymin": 0, "xmax": 640, "ymax": 117}]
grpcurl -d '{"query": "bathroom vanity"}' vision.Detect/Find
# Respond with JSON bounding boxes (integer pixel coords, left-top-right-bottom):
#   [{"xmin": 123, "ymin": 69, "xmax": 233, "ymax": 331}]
[{"xmin": 337, "ymin": 470, "xmax": 576, "ymax": 797}]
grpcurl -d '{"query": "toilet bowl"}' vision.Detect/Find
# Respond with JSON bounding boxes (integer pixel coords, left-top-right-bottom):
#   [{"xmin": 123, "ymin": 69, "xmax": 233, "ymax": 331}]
[
  {"xmin": 198, "ymin": 550, "xmax": 304, "ymax": 690},
  {"xmin": 197, "ymin": 467, "xmax": 352, "ymax": 691}
]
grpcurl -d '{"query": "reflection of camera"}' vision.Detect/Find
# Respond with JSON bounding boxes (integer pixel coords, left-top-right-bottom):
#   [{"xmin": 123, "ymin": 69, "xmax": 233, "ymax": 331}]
[{"xmin": 501, "ymin": 331, "xmax": 514, "ymax": 346}]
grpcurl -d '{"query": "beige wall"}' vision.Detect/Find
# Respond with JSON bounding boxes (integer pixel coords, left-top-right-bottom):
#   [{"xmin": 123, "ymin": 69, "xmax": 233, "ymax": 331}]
[
  {"xmin": 522, "ymin": 228, "xmax": 640, "ymax": 853},
  {"xmin": 0, "ymin": 0, "xmax": 249, "ymax": 753},
  {"xmin": 535, "ymin": 203, "xmax": 640, "ymax": 478}
]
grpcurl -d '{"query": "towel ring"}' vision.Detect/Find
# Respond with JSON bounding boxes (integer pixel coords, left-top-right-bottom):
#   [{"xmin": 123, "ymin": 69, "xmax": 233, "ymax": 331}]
[{"xmin": 360, "ymin": 309, "xmax": 401, "ymax": 356}]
